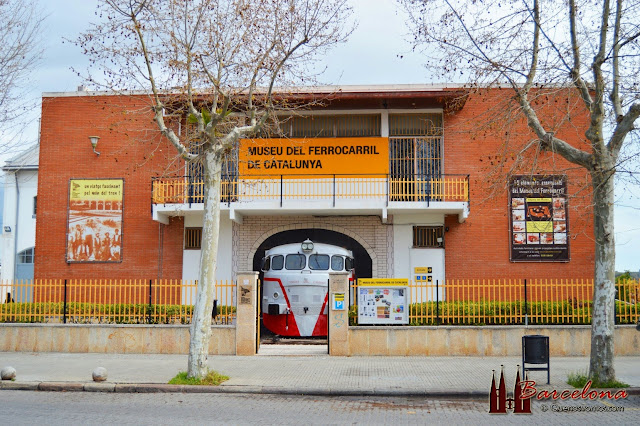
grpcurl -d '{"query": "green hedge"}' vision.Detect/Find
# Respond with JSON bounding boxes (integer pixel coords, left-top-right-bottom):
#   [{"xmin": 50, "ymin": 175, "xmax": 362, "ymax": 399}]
[
  {"xmin": 348, "ymin": 300, "xmax": 639, "ymax": 326},
  {"xmin": 0, "ymin": 302, "xmax": 235, "ymax": 324}
]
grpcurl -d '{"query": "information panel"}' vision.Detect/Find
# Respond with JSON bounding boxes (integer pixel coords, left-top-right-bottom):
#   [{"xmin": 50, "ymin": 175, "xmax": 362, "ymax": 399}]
[
  {"xmin": 357, "ymin": 279, "xmax": 409, "ymax": 325},
  {"xmin": 509, "ymin": 175, "xmax": 569, "ymax": 262}
]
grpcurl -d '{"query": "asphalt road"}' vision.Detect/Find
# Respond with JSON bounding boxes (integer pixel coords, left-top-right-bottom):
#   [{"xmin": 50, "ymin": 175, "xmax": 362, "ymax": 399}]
[{"xmin": 2, "ymin": 391, "xmax": 639, "ymax": 425}]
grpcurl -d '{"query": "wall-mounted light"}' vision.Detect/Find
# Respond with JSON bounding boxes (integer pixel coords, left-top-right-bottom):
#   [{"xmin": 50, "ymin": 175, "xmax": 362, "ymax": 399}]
[
  {"xmin": 4, "ymin": 226, "xmax": 11, "ymax": 233},
  {"xmin": 89, "ymin": 136, "xmax": 101, "ymax": 156}
]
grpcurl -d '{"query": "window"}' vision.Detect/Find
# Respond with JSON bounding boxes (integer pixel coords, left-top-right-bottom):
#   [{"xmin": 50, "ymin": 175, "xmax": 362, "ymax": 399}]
[
  {"xmin": 18, "ymin": 247, "xmax": 35, "ymax": 264},
  {"xmin": 261, "ymin": 257, "xmax": 271, "ymax": 271},
  {"xmin": 271, "ymin": 255, "xmax": 284, "ymax": 270},
  {"xmin": 285, "ymin": 254, "xmax": 306, "ymax": 270},
  {"xmin": 184, "ymin": 228, "xmax": 202, "ymax": 249},
  {"xmin": 331, "ymin": 255, "xmax": 344, "ymax": 271},
  {"xmin": 33, "ymin": 196, "xmax": 37, "ymax": 216},
  {"xmin": 413, "ymin": 226, "xmax": 445, "ymax": 248},
  {"xmin": 309, "ymin": 254, "xmax": 330, "ymax": 270},
  {"xmin": 389, "ymin": 113, "xmax": 443, "ymax": 136},
  {"xmin": 263, "ymin": 115, "xmax": 381, "ymax": 138},
  {"xmin": 345, "ymin": 257, "xmax": 354, "ymax": 270},
  {"xmin": 185, "ymin": 138, "xmax": 237, "ymax": 203}
]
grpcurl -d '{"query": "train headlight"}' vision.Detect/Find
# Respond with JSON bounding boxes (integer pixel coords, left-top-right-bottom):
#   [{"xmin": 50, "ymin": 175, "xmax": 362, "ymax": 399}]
[
  {"xmin": 301, "ymin": 239, "xmax": 314, "ymax": 252},
  {"xmin": 273, "ymin": 292, "xmax": 279, "ymax": 299}
]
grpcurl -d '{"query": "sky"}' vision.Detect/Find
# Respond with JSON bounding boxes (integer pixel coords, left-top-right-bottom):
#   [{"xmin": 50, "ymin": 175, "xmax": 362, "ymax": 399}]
[{"xmin": 6, "ymin": 0, "xmax": 640, "ymax": 272}]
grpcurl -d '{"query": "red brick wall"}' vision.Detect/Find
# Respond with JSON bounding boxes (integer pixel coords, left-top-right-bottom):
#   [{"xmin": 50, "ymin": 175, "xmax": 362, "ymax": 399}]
[
  {"xmin": 443, "ymin": 89, "xmax": 595, "ymax": 279},
  {"xmin": 35, "ymin": 89, "xmax": 596, "ymax": 283},
  {"xmin": 35, "ymin": 94, "xmax": 183, "ymax": 280}
]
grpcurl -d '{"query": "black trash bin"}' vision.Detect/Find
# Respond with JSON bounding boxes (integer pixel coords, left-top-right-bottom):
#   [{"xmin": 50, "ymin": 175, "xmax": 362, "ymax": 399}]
[{"xmin": 522, "ymin": 335, "xmax": 550, "ymax": 384}]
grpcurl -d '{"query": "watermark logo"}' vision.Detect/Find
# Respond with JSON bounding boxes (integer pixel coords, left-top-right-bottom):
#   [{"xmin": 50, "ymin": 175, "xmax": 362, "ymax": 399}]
[
  {"xmin": 489, "ymin": 365, "xmax": 629, "ymax": 414},
  {"xmin": 489, "ymin": 366, "xmax": 531, "ymax": 414}
]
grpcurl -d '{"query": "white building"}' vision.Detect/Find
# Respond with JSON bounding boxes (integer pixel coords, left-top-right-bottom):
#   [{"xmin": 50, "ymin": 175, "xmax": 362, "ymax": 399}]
[{"xmin": 1, "ymin": 144, "xmax": 38, "ymax": 293}]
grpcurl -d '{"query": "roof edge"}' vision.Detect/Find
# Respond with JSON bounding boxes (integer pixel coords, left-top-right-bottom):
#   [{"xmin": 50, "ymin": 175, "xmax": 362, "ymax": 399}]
[{"xmin": 43, "ymin": 83, "xmax": 469, "ymax": 98}]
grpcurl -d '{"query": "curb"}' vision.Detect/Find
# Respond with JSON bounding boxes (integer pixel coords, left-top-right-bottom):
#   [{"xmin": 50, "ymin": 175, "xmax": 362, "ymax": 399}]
[
  {"xmin": 1, "ymin": 381, "xmax": 638, "ymax": 398},
  {"xmin": 0, "ymin": 381, "xmax": 488, "ymax": 398}
]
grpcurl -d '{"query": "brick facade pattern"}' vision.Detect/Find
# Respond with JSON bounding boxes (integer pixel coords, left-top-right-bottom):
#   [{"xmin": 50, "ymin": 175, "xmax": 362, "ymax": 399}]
[
  {"xmin": 35, "ymin": 95, "xmax": 184, "ymax": 280},
  {"xmin": 442, "ymin": 89, "xmax": 595, "ymax": 279},
  {"xmin": 233, "ymin": 215, "xmax": 391, "ymax": 278}
]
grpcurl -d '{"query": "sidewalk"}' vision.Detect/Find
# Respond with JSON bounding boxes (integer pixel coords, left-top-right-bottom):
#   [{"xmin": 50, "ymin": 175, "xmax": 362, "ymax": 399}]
[{"xmin": 1, "ymin": 348, "xmax": 639, "ymax": 396}]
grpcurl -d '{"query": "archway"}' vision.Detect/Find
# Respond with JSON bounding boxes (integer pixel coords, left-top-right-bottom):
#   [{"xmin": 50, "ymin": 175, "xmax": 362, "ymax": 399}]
[{"xmin": 251, "ymin": 228, "xmax": 373, "ymax": 279}]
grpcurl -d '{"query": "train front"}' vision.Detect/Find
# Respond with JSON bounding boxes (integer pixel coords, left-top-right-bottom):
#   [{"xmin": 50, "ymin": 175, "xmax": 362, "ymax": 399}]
[{"xmin": 261, "ymin": 240, "xmax": 354, "ymax": 337}]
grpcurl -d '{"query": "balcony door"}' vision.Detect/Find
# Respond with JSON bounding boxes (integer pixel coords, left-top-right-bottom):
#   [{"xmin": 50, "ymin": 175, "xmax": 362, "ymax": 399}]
[
  {"xmin": 389, "ymin": 136, "xmax": 442, "ymax": 201},
  {"xmin": 186, "ymin": 145, "xmax": 238, "ymax": 204},
  {"xmin": 388, "ymin": 113, "xmax": 443, "ymax": 202}
]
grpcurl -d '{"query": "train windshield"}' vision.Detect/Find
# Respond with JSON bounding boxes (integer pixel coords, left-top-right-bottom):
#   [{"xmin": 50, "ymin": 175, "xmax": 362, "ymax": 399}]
[
  {"xmin": 331, "ymin": 255, "xmax": 344, "ymax": 271},
  {"xmin": 285, "ymin": 254, "xmax": 306, "ymax": 270},
  {"xmin": 271, "ymin": 255, "xmax": 284, "ymax": 270},
  {"xmin": 309, "ymin": 254, "xmax": 329, "ymax": 270}
]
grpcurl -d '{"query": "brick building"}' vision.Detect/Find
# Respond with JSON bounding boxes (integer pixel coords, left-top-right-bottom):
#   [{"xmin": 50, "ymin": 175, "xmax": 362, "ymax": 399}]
[{"xmin": 35, "ymin": 85, "xmax": 595, "ymax": 286}]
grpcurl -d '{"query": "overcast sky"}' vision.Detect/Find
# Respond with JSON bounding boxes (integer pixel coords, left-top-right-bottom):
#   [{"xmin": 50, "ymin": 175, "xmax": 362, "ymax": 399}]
[{"xmin": 8, "ymin": 0, "xmax": 640, "ymax": 272}]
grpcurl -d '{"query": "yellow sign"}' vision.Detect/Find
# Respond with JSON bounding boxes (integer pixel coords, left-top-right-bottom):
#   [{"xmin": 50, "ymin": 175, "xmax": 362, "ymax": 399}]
[
  {"xmin": 526, "ymin": 221, "xmax": 552, "ymax": 233},
  {"xmin": 414, "ymin": 267, "xmax": 432, "ymax": 274},
  {"xmin": 239, "ymin": 137, "xmax": 389, "ymax": 175},
  {"xmin": 358, "ymin": 278, "xmax": 409, "ymax": 286},
  {"xmin": 70, "ymin": 179, "xmax": 123, "ymax": 201}
]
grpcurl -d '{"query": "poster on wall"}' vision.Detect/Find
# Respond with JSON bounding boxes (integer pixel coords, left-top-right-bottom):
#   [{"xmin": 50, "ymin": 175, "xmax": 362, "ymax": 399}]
[
  {"xmin": 357, "ymin": 279, "xmax": 409, "ymax": 325},
  {"xmin": 66, "ymin": 179, "xmax": 124, "ymax": 263},
  {"xmin": 509, "ymin": 175, "xmax": 569, "ymax": 262}
]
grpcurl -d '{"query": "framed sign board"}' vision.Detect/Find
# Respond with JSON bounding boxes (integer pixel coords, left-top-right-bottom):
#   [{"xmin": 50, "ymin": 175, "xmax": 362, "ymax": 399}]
[{"xmin": 357, "ymin": 279, "xmax": 408, "ymax": 325}]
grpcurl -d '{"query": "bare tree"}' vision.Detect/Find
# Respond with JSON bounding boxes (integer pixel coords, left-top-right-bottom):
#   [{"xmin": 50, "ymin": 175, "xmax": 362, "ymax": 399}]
[
  {"xmin": 77, "ymin": 0, "xmax": 352, "ymax": 379},
  {"xmin": 402, "ymin": 0, "xmax": 640, "ymax": 383},
  {"xmin": 0, "ymin": 0, "xmax": 44, "ymax": 144}
]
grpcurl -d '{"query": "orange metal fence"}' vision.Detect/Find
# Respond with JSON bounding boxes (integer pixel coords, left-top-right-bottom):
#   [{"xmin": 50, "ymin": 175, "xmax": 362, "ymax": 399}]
[
  {"xmin": 152, "ymin": 174, "xmax": 470, "ymax": 205},
  {"xmin": 349, "ymin": 279, "xmax": 639, "ymax": 325},
  {"xmin": 0, "ymin": 279, "xmax": 236, "ymax": 324}
]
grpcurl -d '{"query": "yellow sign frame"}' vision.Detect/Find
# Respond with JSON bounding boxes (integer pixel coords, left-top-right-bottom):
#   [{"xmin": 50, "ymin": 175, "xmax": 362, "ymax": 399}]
[{"xmin": 358, "ymin": 278, "xmax": 409, "ymax": 287}]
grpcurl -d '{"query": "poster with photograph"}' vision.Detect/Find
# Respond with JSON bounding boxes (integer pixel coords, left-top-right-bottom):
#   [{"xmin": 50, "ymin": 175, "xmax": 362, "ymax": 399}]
[
  {"xmin": 66, "ymin": 179, "xmax": 124, "ymax": 263},
  {"xmin": 509, "ymin": 175, "xmax": 569, "ymax": 262}
]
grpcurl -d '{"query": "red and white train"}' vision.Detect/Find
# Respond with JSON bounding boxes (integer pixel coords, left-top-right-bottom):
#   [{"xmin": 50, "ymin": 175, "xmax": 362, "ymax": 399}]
[{"xmin": 261, "ymin": 240, "xmax": 355, "ymax": 337}]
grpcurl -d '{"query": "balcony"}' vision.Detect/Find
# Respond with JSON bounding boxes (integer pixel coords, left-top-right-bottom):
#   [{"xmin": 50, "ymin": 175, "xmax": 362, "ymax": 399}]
[{"xmin": 151, "ymin": 174, "xmax": 470, "ymax": 224}]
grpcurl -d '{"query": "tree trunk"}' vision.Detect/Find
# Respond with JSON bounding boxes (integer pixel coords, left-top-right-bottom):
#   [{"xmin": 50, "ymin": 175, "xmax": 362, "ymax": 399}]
[
  {"xmin": 588, "ymin": 165, "xmax": 616, "ymax": 383},
  {"xmin": 187, "ymin": 150, "xmax": 222, "ymax": 379}
]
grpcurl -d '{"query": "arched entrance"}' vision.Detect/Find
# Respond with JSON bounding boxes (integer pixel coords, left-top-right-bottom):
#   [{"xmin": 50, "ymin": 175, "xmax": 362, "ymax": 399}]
[{"xmin": 251, "ymin": 228, "xmax": 373, "ymax": 279}]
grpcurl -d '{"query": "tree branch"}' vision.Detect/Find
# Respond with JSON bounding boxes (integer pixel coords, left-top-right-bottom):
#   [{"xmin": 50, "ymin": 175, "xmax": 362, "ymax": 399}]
[
  {"xmin": 568, "ymin": 0, "xmax": 593, "ymax": 109},
  {"xmin": 608, "ymin": 102, "xmax": 640, "ymax": 157},
  {"xmin": 609, "ymin": 0, "xmax": 623, "ymax": 120},
  {"xmin": 522, "ymin": 0, "xmax": 540, "ymax": 93},
  {"xmin": 129, "ymin": 2, "xmax": 196, "ymax": 161},
  {"xmin": 515, "ymin": 91, "xmax": 593, "ymax": 169}
]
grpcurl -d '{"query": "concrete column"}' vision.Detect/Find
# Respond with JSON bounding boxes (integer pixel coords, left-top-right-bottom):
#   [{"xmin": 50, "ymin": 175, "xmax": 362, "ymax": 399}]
[
  {"xmin": 328, "ymin": 272, "xmax": 350, "ymax": 356},
  {"xmin": 380, "ymin": 110, "xmax": 389, "ymax": 137},
  {"xmin": 235, "ymin": 271, "xmax": 258, "ymax": 355}
]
